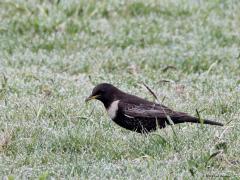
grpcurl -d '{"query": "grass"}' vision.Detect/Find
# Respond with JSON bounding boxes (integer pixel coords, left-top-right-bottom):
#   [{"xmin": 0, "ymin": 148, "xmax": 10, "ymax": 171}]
[{"xmin": 0, "ymin": 0, "xmax": 240, "ymax": 178}]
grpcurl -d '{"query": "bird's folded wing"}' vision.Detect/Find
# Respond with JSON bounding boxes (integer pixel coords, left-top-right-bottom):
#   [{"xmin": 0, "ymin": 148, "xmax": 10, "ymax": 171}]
[{"xmin": 119, "ymin": 102, "xmax": 187, "ymax": 119}]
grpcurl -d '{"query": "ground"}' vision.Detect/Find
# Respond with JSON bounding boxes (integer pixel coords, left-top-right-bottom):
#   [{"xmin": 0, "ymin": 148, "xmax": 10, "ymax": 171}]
[{"xmin": 0, "ymin": 0, "xmax": 240, "ymax": 179}]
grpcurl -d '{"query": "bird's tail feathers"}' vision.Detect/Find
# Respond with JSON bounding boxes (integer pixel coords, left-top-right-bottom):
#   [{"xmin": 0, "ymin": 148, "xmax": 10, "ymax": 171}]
[{"xmin": 172, "ymin": 116, "xmax": 223, "ymax": 126}]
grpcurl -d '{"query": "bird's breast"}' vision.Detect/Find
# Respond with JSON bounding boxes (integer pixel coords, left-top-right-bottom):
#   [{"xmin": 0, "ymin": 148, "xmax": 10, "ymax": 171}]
[{"xmin": 107, "ymin": 100, "xmax": 120, "ymax": 119}]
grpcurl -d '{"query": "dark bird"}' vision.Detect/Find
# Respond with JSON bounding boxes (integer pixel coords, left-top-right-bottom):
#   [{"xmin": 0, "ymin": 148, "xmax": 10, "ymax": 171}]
[{"xmin": 85, "ymin": 83, "xmax": 223, "ymax": 133}]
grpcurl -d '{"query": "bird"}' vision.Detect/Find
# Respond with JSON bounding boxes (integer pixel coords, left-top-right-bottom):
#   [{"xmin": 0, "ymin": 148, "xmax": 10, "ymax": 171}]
[{"xmin": 85, "ymin": 83, "xmax": 223, "ymax": 133}]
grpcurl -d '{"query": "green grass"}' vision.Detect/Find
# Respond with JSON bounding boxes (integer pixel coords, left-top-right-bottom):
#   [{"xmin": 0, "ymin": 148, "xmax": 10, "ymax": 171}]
[{"xmin": 0, "ymin": 0, "xmax": 240, "ymax": 178}]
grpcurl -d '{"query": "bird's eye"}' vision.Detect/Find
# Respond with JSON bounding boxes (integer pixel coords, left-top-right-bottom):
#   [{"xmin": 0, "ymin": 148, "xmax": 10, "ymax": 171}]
[{"xmin": 98, "ymin": 90, "xmax": 104, "ymax": 94}]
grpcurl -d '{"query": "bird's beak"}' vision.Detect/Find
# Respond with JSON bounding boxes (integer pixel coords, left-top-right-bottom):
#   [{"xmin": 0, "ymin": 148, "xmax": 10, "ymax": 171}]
[{"xmin": 85, "ymin": 95, "xmax": 100, "ymax": 102}]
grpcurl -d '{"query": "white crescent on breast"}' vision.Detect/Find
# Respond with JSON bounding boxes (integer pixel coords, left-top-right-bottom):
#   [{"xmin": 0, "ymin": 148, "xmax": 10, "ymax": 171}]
[{"xmin": 107, "ymin": 100, "xmax": 120, "ymax": 119}]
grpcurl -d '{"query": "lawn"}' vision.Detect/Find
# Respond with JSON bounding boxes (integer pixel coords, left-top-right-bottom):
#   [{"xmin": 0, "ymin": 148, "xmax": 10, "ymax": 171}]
[{"xmin": 0, "ymin": 0, "xmax": 240, "ymax": 179}]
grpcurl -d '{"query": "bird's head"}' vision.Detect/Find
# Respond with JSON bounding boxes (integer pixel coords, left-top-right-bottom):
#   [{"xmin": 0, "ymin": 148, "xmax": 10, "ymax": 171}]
[{"xmin": 85, "ymin": 83, "xmax": 121, "ymax": 108}]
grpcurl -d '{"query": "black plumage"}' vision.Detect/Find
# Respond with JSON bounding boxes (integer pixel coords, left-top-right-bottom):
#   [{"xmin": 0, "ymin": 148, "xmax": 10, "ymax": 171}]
[{"xmin": 86, "ymin": 83, "xmax": 223, "ymax": 133}]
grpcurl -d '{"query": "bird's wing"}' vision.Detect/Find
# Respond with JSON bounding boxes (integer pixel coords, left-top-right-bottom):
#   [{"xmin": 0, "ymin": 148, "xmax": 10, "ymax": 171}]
[{"xmin": 119, "ymin": 101, "xmax": 187, "ymax": 119}]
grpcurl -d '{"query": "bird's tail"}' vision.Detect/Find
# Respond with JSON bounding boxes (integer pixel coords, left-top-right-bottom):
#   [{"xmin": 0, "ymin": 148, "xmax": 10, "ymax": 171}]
[{"xmin": 172, "ymin": 116, "xmax": 223, "ymax": 126}]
